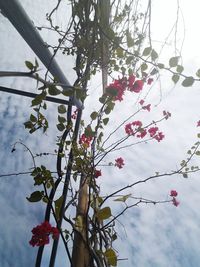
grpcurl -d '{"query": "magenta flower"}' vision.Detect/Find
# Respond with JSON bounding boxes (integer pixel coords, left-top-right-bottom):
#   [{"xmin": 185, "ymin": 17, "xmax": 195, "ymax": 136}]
[
  {"xmin": 170, "ymin": 190, "xmax": 178, "ymax": 197},
  {"xmin": 106, "ymin": 79, "xmax": 126, "ymax": 101},
  {"xmin": 129, "ymin": 80, "xmax": 144, "ymax": 93},
  {"xmin": 115, "ymin": 157, "xmax": 125, "ymax": 169},
  {"xmin": 94, "ymin": 169, "xmax": 102, "ymax": 178},
  {"xmin": 142, "ymin": 104, "xmax": 151, "ymax": 112},
  {"xmin": 139, "ymin": 99, "xmax": 145, "ymax": 105},
  {"xmin": 147, "ymin": 78, "xmax": 153, "ymax": 85},
  {"xmin": 148, "ymin": 127, "xmax": 158, "ymax": 137},
  {"xmin": 154, "ymin": 132, "xmax": 164, "ymax": 142},
  {"xmin": 125, "ymin": 123, "xmax": 134, "ymax": 135},
  {"xmin": 79, "ymin": 134, "xmax": 92, "ymax": 148},
  {"xmin": 132, "ymin": 120, "xmax": 142, "ymax": 127},
  {"xmin": 128, "ymin": 74, "xmax": 136, "ymax": 88},
  {"xmin": 29, "ymin": 221, "xmax": 59, "ymax": 247}
]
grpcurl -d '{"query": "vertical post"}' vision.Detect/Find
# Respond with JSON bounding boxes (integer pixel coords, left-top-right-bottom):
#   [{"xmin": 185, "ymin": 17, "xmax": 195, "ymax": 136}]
[
  {"xmin": 71, "ymin": 177, "xmax": 90, "ymax": 267},
  {"xmin": 99, "ymin": 0, "xmax": 111, "ymax": 93}
]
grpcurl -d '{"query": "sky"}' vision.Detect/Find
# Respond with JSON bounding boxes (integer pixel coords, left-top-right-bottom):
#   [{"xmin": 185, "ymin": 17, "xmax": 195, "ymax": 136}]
[{"xmin": 1, "ymin": 0, "xmax": 200, "ymax": 267}]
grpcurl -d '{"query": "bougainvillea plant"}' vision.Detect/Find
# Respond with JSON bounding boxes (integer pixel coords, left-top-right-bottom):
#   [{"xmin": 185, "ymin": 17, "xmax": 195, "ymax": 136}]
[{"xmin": 2, "ymin": 1, "xmax": 200, "ymax": 267}]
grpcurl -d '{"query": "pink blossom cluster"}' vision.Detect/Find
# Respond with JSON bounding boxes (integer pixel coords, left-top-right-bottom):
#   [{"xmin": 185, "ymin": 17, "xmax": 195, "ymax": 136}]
[
  {"xmin": 79, "ymin": 134, "xmax": 93, "ymax": 148},
  {"xmin": 29, "ymin": 221, "xmax": 59, "ymax": 247},
  {"xmin": 125, "ymin": 120, "xmax": 164, "ymax": 142},
  {"xmin": 106, "ymin": 74, "xmax": 149, "ymax": 101},
  {"xmin": 170, "ymin": 190, "xmax": 180, "ymax": 207},
  {"xmin": 94, "ymin": 169, "xmax": 102, "ymax": 178},
  {"xmin": 115, "ymin": 157, "xmax": 125, "ymax": 169}
]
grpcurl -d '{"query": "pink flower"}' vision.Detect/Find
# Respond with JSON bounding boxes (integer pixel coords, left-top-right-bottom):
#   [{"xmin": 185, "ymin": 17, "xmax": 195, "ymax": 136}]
[
  {"xmin": 142, "ymin": 104, "xmax": 151, "ymax": 112},
  {"xmin": 79, "ymin": 134, "xmax": 92, "ymax": 148},
  {"xmin": 170, "ymin": 190, "xmax": 178, "ymax": 197},
  {"xmin": 115, "ymin": 157, "xmax": 125, "ymax": 169},
  {"xmin": 147, "ymin": 78, "xmax": 153, "ymax": 85},
  {"xmin": 129, "ymin": 80, "xmax": 144, "ymax": 93},
  {"xmin": 197, "ymin": 120, "xmax": 200, "ymax": 127},
  {"xmin": 139, "ymin": 99, "xmax": 145, "ymax": 105},
  {"xmin": 29, "ymin": 221, "xmax": 59, "ymax": 247},
  {"xmin": 148, "ymin": 127, "xmax": 158, "ymax": 137},
  {"xmin": 51, "ymin": 227, "xmax": 59, "ymax": 240},
  {"xmin": 132, "ymin": 120, "xmax": 142, "ymax": 127},
  {"xmin": 172, "ymin": 197, "xmax": 180, "ymax": 207},
  {"xmin": 125, "ymin": 123, "xmax": 134, "ymax": 135},
  {"xmin": 94, "ymin": 169, "xmax": 102, "ymax": 178},
  {"xmin": 128, "ymin": 74, "xmax": 136, "ymax": 88},
  {"xmin": 106, "ymin": 79, "xmax": 126, "ymax": 101},
  {"xmin": 154, "ymin": 132, "xmax": 164, "ymax": 142},
  {"xmin": 136, "ymin": 129, "xmax": 147, "ymax": 138}
]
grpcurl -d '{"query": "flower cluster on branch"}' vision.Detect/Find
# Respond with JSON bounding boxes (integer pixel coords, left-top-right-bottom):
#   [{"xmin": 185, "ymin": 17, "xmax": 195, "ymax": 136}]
[{"xmin": 29, "ymin": 221, "xmax": 59, "ymax": 247}]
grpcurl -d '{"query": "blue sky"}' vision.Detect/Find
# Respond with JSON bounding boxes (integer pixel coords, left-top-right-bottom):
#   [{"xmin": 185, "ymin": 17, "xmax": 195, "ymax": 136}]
[{"xmin": 1, "ymin": 0, "xmax": 200, "ymax": 267}]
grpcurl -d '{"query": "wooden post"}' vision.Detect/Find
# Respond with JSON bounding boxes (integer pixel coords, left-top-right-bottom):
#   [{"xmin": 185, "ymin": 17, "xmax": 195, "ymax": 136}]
[{"xmin": 71, "ymin": 177, "xmax": 90, "ymax": 267}]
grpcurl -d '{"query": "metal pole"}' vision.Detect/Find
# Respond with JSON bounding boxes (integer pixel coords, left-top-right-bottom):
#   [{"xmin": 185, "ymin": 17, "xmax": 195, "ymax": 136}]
[
  {"xmin": 0, "ymin": 85, "xmax": 71, "ymax": 105},
  {"xmin": 0, "ymin": 0, "xmax": 83, "ymax": 109}
]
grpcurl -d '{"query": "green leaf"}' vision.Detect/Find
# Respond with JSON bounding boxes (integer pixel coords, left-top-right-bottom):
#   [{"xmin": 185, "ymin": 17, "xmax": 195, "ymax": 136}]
[
  {"xmin": 85, "ymin": 125, "xmax": 95, "ymax": 137},
  {"xmin": 104, "ymin": 102, "xmax": 115, "ymax": 114},
  {"xmin": 30, "ymin": 114, "xmax": 37, "ymax": 122},
  {"xmin": 157, "ymin": 63, "xmax": 165, "ymax": 69},
  {"xmin": 24, "ymin": 121, "xmax": 33, "ymax": 129},
  {"xmin": 114, "ymin": 194, "xmax": 132, "ymax": 202},
  {"xmin": 96, "ymin": 207, "xmax": 112, "ymax": 221},
  {"xmin": 26, "ymin": 191, "xmax": 44, "ymax": 202},
  {"xmin": 176, "ymin": 65, "xmax": 184, "ymax": 73},
  {"xmin": 99, "ymin": 95, "xmax": 107, "ymax": 104},
  {"xmin": 142, "ymin": 47, "xmax": 152, "ymax": 56},
  {"xmin": 195, "ymin": 151, "xmax": 200, "ymax": 156},
  {"xmin": 182, "ymin": 173, "xmax": 188, "ymax": 178},
  {"xmin": 62, "ymin": 89, "xmax": 73, "ymax": 97},
  {"xmin": 151, "ymin": 49, "xmax": 158, "ymax": 61},
  {"xmin": 141, "ymin": 63, "xmax": 148, "ymax": 71},
  {"xmin": 25, "ymin": 60, "xmax": 34, "ymax": 70},
  {"xmin": 90, "ymin": 111, "xmax": 98, "ymax": 120},
  {"xmin": 75, "ymin": 88, "xmax": 85, "ymax": 99},
  {"xmin": 104, "ymin": 248, "xmax": 117, "ymax": 266},
  {"xmin": 126, "ymin": 56, "xmax": 134, "ymax": 65},
  {"xmin": 48, "ymin": 85, "xmax": 61, "ymax": 96},
  {"xmin": 172, "ymin": 74, "xmax": 180, "ymax": 84},
  {"xmin": 58, "ymin": 115, "xmax": 66, "ymax": 123},
  {"xmin": 182, "ymin": 76, "xmax": 194, "ymax": 87},
  {"xmin": 116, "ymin": 47, "xmax": 124, "ymax": 58},
  {"xmin": 58, "ymin": 104, "xmax": 66, "ymax": 114},
  {"xmin": 54, "ymin": 195, "xmax": 63, "ymax": 220},
  {"xmin": 31, "ymin": 92, "xmax": 46, "ymax": 106},
  {"xmin": 126, "ymin": 32, "xmax": 134, "ymax": 47},
  {"xmin": 150, "ymin": 68, "xmax": 158, "ymax": 76},
  {"xmin": 197, "ymin": 133, "xmax": 200, "ymax": 138},
  {"xmin": 169, "ymin": 56, "xmax": 179, "ymax": 68},
  {"xmin": 103, "ymin": 118, "xmax": 109, "ymax": 125},
  {"xmin": 57, "ymin": 123, "xmax": 65, "ymax": 131}
]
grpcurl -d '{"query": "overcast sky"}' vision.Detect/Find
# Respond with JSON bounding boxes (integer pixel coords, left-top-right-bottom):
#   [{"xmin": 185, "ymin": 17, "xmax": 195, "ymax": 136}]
[{"xmin": 1, "ymin": 1, "xmax": 200, "ymax": 267}]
